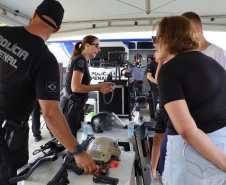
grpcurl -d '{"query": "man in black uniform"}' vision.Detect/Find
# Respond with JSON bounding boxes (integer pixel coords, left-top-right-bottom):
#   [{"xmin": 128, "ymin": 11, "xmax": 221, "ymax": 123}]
[
  {"xmin": 0, "ymin": 1, "xmax": 96, "ymax": 184},
  {"xmin": 147, "ymin": 55, "xmax": 158, "ymax": 120}
]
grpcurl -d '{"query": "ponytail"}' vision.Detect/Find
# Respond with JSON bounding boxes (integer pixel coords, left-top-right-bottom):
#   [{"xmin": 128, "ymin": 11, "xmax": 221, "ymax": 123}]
[
  {"xmin": 68, "ymin": 35, "xmax": 98, "ymax": 66},
  {"xmin": 68, "ymin": 41, "xmax": 83, "ymax": 66},
  {"xmin": 70, "ymin": 41, "xmax": 82, "ymax": 60}
]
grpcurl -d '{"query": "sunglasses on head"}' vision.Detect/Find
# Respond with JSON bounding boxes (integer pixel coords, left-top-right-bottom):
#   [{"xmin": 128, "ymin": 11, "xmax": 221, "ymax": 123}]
[{"xmin": 90, "ymin": 43, "xmax": 101, "ymax": 49}]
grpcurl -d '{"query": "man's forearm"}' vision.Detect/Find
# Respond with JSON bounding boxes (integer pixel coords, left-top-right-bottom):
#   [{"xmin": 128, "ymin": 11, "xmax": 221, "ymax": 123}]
[
  {"xmin": 45, "ymin": 113, "xmax": 78, "ymax": 152},
  {"xmin": 39, "ymin": 100, "xmax": 79, "ymax": 152}
]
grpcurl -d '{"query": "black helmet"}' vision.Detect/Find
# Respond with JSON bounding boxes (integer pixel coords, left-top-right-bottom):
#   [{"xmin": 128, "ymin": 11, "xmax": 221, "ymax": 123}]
[{"xmin": 91, "ymin": 112, "xmax": 126, "ymax": 133}]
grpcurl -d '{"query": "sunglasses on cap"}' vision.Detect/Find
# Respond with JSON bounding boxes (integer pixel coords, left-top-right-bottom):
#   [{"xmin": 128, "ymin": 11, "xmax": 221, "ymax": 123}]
[{"xmin": 90, "ymin": 43, "xmax": 101, "ymax": 49}]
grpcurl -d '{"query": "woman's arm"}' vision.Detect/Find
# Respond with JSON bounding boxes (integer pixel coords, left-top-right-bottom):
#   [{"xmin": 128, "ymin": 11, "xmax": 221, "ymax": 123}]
[
  {"xmin": 71, "ymin": 70, "xmax": 113, "ymax": 94},
  {"xmin": 155, "ymin": 60, "xmax": 164, "ymax": 84},
  {"xmin": 147, "ymin": 72, "xmax": 157, "ymax": 84},
  {"xmin": 164, "ymin": 99, "xmax": 226, "ymax": 171},
  {"xmin": 151, "ymin": 133, "xmax": 164, "ymax": 177}
]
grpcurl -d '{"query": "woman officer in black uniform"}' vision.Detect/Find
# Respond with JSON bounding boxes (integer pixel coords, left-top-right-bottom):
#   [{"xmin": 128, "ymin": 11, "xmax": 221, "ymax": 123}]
[{"xmin": 60, "ymin": 35, "xmax": 114, "ymax": 138}]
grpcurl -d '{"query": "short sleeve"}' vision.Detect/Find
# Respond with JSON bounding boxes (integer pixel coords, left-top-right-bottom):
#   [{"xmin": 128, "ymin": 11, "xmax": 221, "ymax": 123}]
[
  {"xmin": 214, "ymin": 47, "xmax": 226, "ymax": 70},
  {"xmin": 155, "ymin": 108, "xmax": 168, "ymax": 133},
  {"xmin": 73, "ymin": 58, "xmax": 86, "ymax": 73},
  {"xmin": 150, "ymin": 63, "xmax": 155, "ymax": 74},
  {"xmin": 35, "ymin": 55, "xmax": 60, "ymax": 101},
  {"xmin": 158, "ymin": 64, "xmax": 185, "ymax": 107},
  {"xmin": 147, "ymin": 66, "xmax": 151, "ymax": 73}
]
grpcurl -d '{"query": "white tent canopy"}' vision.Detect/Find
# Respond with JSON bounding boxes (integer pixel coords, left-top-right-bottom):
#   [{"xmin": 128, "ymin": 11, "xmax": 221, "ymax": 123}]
[{"xmin": 1, "ymin": 0, "xmax": 226, "ymax": 41}]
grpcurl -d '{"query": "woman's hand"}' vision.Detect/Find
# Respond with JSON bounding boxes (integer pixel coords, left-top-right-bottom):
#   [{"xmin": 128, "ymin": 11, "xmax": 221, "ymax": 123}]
[
  {"xmin": 98, "ymin": 83, "xmax": 113, "ymax": 94},
  {"xmin": 103, "ymin": 82, "xmax": 115, "ymax": 88}
]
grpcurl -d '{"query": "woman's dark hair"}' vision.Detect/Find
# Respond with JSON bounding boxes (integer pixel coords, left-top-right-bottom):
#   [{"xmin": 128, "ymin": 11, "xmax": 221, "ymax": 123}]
[{"xmin": 69, "ymin": 35, "xmax": 98, "ymax": 62}]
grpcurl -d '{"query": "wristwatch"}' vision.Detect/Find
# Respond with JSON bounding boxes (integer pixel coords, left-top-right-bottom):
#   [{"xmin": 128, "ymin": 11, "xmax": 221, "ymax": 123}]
[{"xmin": 70, "ymin": 145, "xmax": 83, "ymax": 155}]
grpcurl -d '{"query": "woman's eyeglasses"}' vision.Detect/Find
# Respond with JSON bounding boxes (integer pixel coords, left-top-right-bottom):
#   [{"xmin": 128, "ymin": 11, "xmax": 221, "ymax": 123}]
[
  {"xmin": 152, "ymin": 35, "xmax": 163, "ymax": 44},
  {"xmin": 152, "ymin": 36, "xmax": 158, "ymax": 44},
  {"xmin": 90, "ymin": 43, "xmax": 101, "ymax": 49}
]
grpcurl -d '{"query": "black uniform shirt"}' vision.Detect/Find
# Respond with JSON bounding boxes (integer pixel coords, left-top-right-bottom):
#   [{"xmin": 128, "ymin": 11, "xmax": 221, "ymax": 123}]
[
  {"xmin": 65, "ymin": 54, "xmax": 91, "ymax": 99},
  {"xmin": 147, "ymin": 61, "xmax": 158, "ymax": 79},
  {"xmin": 158, "ymin": 51, "xmax": 226, "ymax": 135},
  {"xmin": 0, "ymin": 27, "xmax": 60, "ymax": 118}
]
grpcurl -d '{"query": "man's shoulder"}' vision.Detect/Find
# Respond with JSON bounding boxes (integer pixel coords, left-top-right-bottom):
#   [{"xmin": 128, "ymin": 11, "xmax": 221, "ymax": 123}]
[
  {"xmin": 0, "ymin": 26, "xmax": 9, "ymax": 31},
  {"xmin": 0, "ymin": 26, "xmax": 17, "ymax": 30},
  {"xmin": 32, "ymin": 44, "xmax": 58, "ymax": 66},
  {"xmin": 203, "ymin": 44, "xmax": 226, "ymax": 63},
  {"xmin": 205, "ymin": 44, "xmax": 226, "ymax": 55},
  {"xmin": 0, "ymin": 26, "xmax": 24, "ymax": 33}
]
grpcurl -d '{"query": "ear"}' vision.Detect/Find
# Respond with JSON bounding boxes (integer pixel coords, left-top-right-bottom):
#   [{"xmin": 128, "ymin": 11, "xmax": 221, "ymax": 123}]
[
  {"xmin": 53, "ymin": 27, "xmax": 60, "ymax": 33},
  {"xmin": 85, "ymin": 42, "xmax": 90, "ymax": 49},
  {"xmin": 196, "ymin": 25, "xmax": 201, "ymax": 33}
]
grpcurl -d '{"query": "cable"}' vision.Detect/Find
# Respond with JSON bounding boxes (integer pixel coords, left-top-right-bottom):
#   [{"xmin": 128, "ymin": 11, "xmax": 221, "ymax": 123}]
[
  {"xmin": 116, "ymin": 0, "xmax": 176, "ymax": 13},
  {"xmin": 116, "ymin": 0, "xmax": 146, "ymax": 12},
  {"xmin": 151, "ymin": 0, "xmax": 176, "ymax": 12}
]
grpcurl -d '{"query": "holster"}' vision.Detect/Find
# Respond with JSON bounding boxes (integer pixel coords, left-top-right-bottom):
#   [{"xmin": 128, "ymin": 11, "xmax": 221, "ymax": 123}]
[
  {"xmin": 2, "ymin": 119, "xmax": 29, "ymax": 150},
  {"xmin": 66, "ymin": 94, "xmax": 84, "ymax": 116}
]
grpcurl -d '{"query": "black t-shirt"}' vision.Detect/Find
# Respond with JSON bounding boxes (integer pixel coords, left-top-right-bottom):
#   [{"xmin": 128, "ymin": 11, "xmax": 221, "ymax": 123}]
[
  {"xmin": 155, "ymin": 107, "xmax": 168, "ymax": 133},
  {"xmin": 0, "ymin": 26, "xmax": 60, "ymax": 118},
  {"xmin": 65, "ymin": 54, "xmax": 91, "ymax": 99},
  {"xmin": 147, "ymin": 61, "xmax": 158, "ymax": 92},
  {"xmin": 158, "ymin": 51, "xmax": 226, "ymax": 135},
  {"xmin": 147, "ymin": 61, "xmax": 158, "ymax": 79}
]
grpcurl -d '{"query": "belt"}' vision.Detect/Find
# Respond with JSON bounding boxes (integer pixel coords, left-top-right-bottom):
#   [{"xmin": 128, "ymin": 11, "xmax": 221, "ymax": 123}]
[
  {"xmin": 64, "ymin": 91, "xmax": 89, "ymax": 102},
  {"xmin": 0, "ymin": 113, "xmax": 29, "ymax": 123}
]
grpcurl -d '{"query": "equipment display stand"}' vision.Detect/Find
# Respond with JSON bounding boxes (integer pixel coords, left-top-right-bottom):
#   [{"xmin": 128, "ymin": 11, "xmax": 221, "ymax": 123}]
[
  {"xmin": 98, "ymin": 84, "xmax": 129, "ymax": 116},
  {"xmin": 98, "ymin": 52, "xmax": 131, "ymax": 118}
]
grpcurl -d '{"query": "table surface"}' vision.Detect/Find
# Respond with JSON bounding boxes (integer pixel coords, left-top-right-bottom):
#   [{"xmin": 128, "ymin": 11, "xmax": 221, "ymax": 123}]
[{"xmin": 18, "ymin": 150, "xmax": 135, "ymax": 185}]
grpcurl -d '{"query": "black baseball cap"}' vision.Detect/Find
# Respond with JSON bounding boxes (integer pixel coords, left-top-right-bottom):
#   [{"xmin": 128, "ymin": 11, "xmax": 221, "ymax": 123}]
[{"xmin": 37, "ymin": 0, "xmax": 64, "ymax": 29}]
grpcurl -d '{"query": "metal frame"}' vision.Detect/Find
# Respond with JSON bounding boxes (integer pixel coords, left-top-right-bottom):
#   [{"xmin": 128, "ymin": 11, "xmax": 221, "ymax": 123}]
[{"xmin": 134, "ymin": 124, "xmax": 154, "ymax": 185}]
